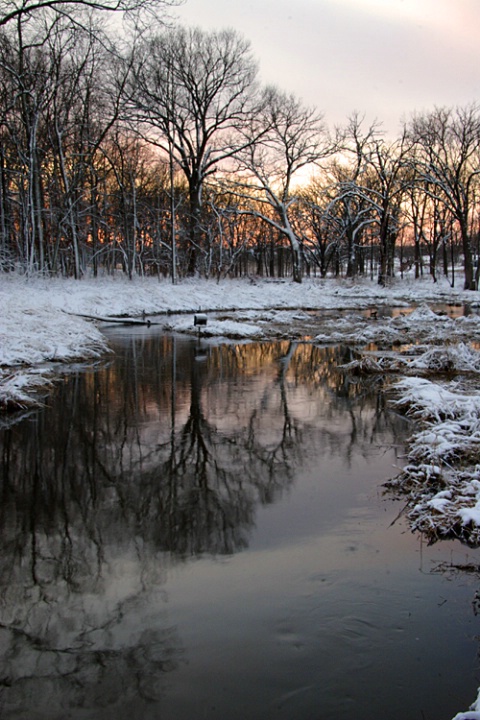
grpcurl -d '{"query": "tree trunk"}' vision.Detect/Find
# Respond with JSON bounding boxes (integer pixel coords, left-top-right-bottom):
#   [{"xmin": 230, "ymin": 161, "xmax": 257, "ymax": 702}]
[
  {"xmin": 187, "ymin": 177, "xmax": 202, "ymax": 276},
  {"xmin": 461, "ymin": 221, "xmax": 476, "ymax": 290},
  {"xmin": 280, "ymin": 205, "xmax": 302, "ymax": 283}
]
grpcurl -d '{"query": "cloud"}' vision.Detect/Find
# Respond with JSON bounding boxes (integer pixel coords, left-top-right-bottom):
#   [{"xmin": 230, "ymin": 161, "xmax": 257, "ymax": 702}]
[{"xmin": 174, "ymin": 0, "xmax": 480, "ymax": 134}]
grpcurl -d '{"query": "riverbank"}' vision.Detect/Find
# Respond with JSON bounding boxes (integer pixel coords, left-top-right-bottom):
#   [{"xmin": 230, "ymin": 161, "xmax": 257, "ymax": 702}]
[{"xmin": 0, "ymin": 272, "xmax": 474, "ymax": 407}]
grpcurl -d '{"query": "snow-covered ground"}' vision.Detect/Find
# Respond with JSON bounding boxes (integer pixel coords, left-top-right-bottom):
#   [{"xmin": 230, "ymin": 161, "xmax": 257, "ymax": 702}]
[
  {"xmin": 1, "ymin": 270, "xmax": 479, "ymax": 417},
  {"xmin": 2, "ymin": 271, "xmax": 480, "ymax": 718},
  {"xmin": 0, "ymin": 271, "xmax": 475, "ymax": 386}
]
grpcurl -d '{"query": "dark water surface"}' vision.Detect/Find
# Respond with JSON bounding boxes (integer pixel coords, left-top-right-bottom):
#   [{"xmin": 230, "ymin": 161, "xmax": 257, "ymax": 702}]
[{"xmin": 1, "ymin": 328, "xmax": 480, "ymax": 720}]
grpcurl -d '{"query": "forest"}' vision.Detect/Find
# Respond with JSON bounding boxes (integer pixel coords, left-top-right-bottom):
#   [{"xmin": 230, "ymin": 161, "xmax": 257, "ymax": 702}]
[{"xmin": 1, "ymin": 0, "xmax": 480, "ymax": 288}]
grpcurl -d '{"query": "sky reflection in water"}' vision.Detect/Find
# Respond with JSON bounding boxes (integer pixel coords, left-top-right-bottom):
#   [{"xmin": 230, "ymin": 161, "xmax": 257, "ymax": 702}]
[{"xmin": 0, "ymin": 330, "xmax": 479, "ymax": 720}]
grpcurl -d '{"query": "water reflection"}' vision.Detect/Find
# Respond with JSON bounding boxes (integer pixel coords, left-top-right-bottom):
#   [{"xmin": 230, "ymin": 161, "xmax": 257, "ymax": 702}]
[
  {"xmin": 2, "ymin": 340, "xmax": 397, "ymax": 557},
  {"xmin": 0, "ymin": 337, "xmax": 409, "ymax": 718}
]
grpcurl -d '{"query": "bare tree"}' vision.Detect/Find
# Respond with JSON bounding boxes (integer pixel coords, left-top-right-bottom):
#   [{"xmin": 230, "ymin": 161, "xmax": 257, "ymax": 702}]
[
  {"xmin": 323, "ymin": 114, "xmax": 380, "ymax": 277},
  {"xmin": 230, "ymin": 86, "xmax": 331, "ymax": 283},
  {"xmin": 407, "ymin": 104, "xmax": 480, "ymax": 290},
  {"xmin": 362, "ymin": 134, "xmax": 412, "ymax": 285},
  {"xmin": 0, "ymin": 17, "xmax": 59, "ymax": 274},
  {"xmin": 127, "ymin": 25, "xmax": 259, "ymax": 275},
  {"xmin": 0, "ymin": 9, "xmax": 134, "ymax": 276},
  {"xmin": 322, "ymin": 116, "xmax": 411, "ymax": 285},
  {"xmin": 298, "ymin": 181, "xmax": 340, "ymax": 277},
  {"xmin": 0, "ymin": 0, "xmax": 178, "ymax": 27}
]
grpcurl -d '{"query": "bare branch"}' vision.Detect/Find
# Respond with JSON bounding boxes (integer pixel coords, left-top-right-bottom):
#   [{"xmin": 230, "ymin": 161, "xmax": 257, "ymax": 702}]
[{"xmin": 0, "ymin": 0, "xmax": 179, "ymax": 27}]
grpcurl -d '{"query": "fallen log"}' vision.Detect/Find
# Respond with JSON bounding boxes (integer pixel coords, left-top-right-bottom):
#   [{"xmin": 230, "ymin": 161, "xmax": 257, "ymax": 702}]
[{"xmin": 64, "ymin": 310, "xmax": 158, "ymax": 326}]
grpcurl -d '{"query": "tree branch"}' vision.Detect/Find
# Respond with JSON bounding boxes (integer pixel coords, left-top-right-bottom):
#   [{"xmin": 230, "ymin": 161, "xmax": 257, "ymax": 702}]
[{"xmin": 0, "ymin": 0, "xmax": 177, "ymax": 27}]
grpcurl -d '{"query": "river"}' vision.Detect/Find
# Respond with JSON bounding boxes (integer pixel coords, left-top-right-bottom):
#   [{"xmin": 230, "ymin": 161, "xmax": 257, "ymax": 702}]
[{"xmin": 0, "ymin": 325, "xmax": 479, "ymax": 719}]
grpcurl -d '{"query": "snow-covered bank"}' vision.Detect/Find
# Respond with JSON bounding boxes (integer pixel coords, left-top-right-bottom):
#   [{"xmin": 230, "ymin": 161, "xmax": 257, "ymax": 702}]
[
  {"xmin": 0, "ymin": 271, "xmax": 471, "ymax": 323},
  {"xmin": 0, "ymin": 305, "xmax": 109, "ymax": 406},
  {"xmin": 315, "ymin": 304, "xmax": 480, "ymax": 348},
  {"xmin": 332, "ymin": 305, "xmax": 480, "ymax": 548},
  {"xmin": 452, "ymin": 688, "xmax": 480, "ymax": 720},
  {"xmin": 0, "ymin": 271, "xmax": 477, "ymax": 408},
  {"xmin": 386, "ymin": 376, "xmax": 480, "ymax": 545},
  {"xmin": 0, "ymin": 275, "xmax": 463, "ymax": 403}
]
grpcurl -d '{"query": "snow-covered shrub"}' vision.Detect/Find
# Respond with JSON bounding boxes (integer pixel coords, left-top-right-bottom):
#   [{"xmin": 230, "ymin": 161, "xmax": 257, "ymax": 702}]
[{"xmin": 386, "ymin": 377, "xmax": 480, "ymax": 545}]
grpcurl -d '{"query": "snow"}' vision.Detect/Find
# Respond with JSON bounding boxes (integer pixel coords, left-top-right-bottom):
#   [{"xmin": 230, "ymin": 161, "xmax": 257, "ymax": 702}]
[
  {"xmin": 385, "ymin": 376, "xmax": 480, "ymax": 544},
  {"xmin": 2, "ymin": 271, "xmax": 480, "ymax": 718},
  {"xmin": 453, "ymin": 686, "xmax": 480, "ymax": 719},
  {"xmin": 315, "ymin": 303, "xmax": 480, "ymax": 347},
  {"xmin": 1, "ymin": 271, "xmax": 478, "ymax": 412}
]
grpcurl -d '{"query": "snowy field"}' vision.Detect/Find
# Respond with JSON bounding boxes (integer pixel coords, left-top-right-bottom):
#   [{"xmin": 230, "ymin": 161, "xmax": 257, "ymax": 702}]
[{"xmin": 2, "ymin": 271, "xmax": 480, "ymax": 718}]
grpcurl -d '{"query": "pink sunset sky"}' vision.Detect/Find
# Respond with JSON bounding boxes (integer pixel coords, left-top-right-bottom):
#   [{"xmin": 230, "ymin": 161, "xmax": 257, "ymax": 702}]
[{"xmin": 173, "ymin": 0, "xmax": 480, "ymax": 135}]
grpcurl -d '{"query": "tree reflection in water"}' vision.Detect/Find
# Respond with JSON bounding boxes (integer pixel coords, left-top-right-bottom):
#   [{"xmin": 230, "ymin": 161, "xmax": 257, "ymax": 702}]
[{"xmin": 0, "ymin": 336, "xmax": 405, "ymax": 719}]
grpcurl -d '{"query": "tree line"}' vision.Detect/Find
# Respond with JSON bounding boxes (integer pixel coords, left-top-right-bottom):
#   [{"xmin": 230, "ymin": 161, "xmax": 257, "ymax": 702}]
[{"xmin": 1, "ymin": 1, "xmax": 480, "ymax": 287}]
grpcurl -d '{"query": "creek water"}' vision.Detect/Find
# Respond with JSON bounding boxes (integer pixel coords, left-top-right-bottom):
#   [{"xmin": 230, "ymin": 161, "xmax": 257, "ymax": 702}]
[{"xmin": 0, "ymin": 327, "xmax": 479, "ymax": 720}]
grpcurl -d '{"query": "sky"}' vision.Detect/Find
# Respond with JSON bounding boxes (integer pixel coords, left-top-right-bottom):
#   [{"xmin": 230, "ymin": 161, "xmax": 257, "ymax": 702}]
[{"xmin": 172, "ymin": 0, "xmax": 480, "ymax": 136}]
